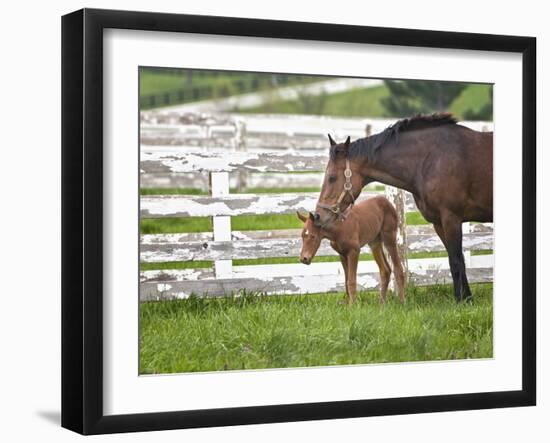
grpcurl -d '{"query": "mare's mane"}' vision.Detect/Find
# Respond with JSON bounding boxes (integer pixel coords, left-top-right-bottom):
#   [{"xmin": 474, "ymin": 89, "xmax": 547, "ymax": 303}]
[{"xmin": 330, "ymin": 113, "xmax": 458, "ymax": 161}]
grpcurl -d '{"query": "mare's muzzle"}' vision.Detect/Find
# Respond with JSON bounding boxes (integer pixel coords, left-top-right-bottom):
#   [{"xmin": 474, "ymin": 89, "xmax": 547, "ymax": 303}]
[{"xmin": 300, "ymin": 256, "xmax": 312, "ymax": 265}]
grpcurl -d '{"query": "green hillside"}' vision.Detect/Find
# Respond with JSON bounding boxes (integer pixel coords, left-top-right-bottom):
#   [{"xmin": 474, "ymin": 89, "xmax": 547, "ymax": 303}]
[{"xmin": 241, "ymin": 83, "xmax": 492, "ymax": 120}]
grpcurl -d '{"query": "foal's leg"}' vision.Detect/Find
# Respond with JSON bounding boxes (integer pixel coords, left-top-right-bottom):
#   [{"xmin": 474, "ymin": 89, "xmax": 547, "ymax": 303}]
[
  {"xmin": 345, "ymin": 249, "xmax": 360, "ymax": 305},
  {"xmin": 441, "ymin": 213, "xmax": 472, "ymax": 303},
  {"xmin": 339, "ymin": 253, "xmax": 349, "ymax": 301},
  {"xmin": 382, "ymin": 232, "xmax": 406, "ymax": 304},
  {"xmin": 371, "ymin": 242, "xmax": 391, "ymax": 304}
]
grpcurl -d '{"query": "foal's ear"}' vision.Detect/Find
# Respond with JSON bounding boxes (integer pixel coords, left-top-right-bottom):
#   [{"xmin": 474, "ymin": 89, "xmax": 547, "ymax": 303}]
[
  {"xmin": 296, "ymin": 211, "xmax": 308, "ymax": 223},
  {"xmin": 309, "ymin": 212, "xmax": 320, "ymax": 222},
  {"xmin": 327, "ymin": 134, "xmax": 336, "ymax": 147}
]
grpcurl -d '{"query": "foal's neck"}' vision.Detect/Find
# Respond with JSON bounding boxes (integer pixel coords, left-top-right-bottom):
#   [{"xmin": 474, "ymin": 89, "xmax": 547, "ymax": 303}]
[{"xmin": 319, "ymin": 217, "xmax": 347, "ymax": 243}]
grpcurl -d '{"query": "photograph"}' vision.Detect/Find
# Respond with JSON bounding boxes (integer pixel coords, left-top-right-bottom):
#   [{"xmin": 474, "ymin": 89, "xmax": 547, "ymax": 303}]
[{"xmin": 138, "ymin": 68, "xmax": 494, "ymax": 375}]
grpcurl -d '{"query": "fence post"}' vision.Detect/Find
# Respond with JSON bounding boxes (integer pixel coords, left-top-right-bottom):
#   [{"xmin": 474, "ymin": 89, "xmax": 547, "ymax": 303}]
[
  {"xmin": 210, "ymin": 172, "xmax": 232, "ymax": 278},
  {"xmin": 385, "ymin": 186, "xmax": 408, "ymax": 288},
  {"xmin": 365, "ymin": 123, "xmax": 372, "ymax": 137},
  {"xmin": 234, "ymin": 119, "xmax": 248, "ymax": 192},
  {"xmin": 463, "ymin": 222, "xmax": 472, "ymax": 268}
]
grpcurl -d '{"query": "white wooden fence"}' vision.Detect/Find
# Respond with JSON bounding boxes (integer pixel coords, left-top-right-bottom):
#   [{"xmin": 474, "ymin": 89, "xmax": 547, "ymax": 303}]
[
  {"xmin": 140, "ymin": 113, "xmax": 492, "ymax": 191},
  {"xmin": 140, "ymin": 112, "xmax": 494, "ymax": 301}
]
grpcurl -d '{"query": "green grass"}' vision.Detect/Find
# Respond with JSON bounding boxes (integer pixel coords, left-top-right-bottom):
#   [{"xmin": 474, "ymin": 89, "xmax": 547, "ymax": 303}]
[
  {"xmin": 140, "ymin": 70, "xmax": 267, "ymax": 97},
  {"xmin": 141, "ymin": 217, "xmax": 212, "ymax": 234},
  {"xmin": 141, "ymin": 214, "xmax": 300, "ymax": 234},
  {"xmin": 141, "ymin": 187, "xmax": 208, "ymax": 196},
  {"xmin": 141, "ymin": 211, "xmax": 428, "ymax": 235},
  {"xmin": 140, "ymin": 71, "xmax": 190, "ymax": 96},
  {"xmin": 139, "ymin": 283, "xmax": 493, "ymax": 374},
  {"xmin": 140, "ymin": 250, "xmax": 465, "ymax": 272},
  {"xmin": 141, "ymin": 261, "xmax": 212, "ymax": 271},
  {"xmin": 406, "ymin": 211, "xmax": 428, "ymax": 225}
]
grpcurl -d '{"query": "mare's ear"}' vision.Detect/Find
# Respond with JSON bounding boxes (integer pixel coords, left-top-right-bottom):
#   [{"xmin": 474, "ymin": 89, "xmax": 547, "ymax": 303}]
[
  {"xmin": 327, "ymin": 134, "xmax": 336, "ymax": 147},
  {"xmin": 296, "ymin": 211, "xmax": 308, "ymax": 223},
  {"xmin": 344, "ymin": 136, "xmax": 351, "ymax": 149}
]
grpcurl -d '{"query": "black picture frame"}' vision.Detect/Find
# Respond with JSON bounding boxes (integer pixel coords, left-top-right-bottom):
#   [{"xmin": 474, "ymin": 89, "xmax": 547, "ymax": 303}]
[{"xmin": 61, "ymin": 8, "xmax": 536, "ymax": 435}]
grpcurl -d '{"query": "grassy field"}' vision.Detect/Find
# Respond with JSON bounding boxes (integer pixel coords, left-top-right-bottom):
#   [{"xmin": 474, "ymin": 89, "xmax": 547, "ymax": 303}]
[
  {"xmin": 241, "ymin": 83, "xmax": 492, "ymax": 120},
  {"xmin": 139, "ymin": 283, "xmax": 493, "ymax": 374},
  {"xmin": 140, "ymin": 69, "xmax": 325, "ymax": 108},
  {"xmin": 242, "ymin": 84, "xmax": 391, "ymax": 117}
]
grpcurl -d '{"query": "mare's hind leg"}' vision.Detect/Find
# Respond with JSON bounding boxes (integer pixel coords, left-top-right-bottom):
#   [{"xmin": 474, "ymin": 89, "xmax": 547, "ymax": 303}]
[
  {"xmin": 382, "ymin": 231, "xmax": 406, "ymax": 304},
  {"xmin": 441, "ymin": 213, "xmax": 472, "ymax": 303},
  {"xmin": 371, "ymin": 241, "xmax": 391, "ymax": 304},
  {"xmin": 433, "ymin": 223, "xmax": 447, "ymax": 249}
]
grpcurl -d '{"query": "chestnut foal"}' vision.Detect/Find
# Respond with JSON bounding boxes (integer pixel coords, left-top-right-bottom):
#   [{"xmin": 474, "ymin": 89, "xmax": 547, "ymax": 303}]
[{"xmin": 297, "ymin": 196, "xmax": 406, "ymax": 305}]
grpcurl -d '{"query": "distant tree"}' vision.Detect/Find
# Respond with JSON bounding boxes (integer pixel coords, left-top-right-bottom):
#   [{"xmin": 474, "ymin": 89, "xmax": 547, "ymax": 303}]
[
  {"xmin": 463, "ymin": 88, "xmax": 493, "ymax": 121},
  {"xmin": 382, "ymin": 80, "xmax": 467, "ymax": 116},
  {"xmin": 295, "ymin": 88, "xmax": 327, "ymax": 115}
]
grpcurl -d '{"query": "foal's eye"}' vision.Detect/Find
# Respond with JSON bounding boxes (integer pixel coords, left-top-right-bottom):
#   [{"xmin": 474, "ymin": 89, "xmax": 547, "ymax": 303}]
[{"xmin": 328, "ymin": 175, "xmax": 337, "ymax": 183}]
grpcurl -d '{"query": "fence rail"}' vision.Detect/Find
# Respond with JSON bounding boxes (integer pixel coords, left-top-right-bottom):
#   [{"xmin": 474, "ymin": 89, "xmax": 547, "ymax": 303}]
[
  {"xmin": 139, "ymin": 111, "xmax": 494, "ymax": 301},
  {"xmin": 140, "ymin": 266, "xmax": 494, "ymax": 301},
  {"xmin": 140, "ymin": 115, "xmax": 493, "ymax": 189},
  {"xmin": 141, "ymin": 229, "xmax": 493, "ymax": 263},
  {"xmin": 140, "ymin": 191, "xmax": 399, "ymax": 218}
]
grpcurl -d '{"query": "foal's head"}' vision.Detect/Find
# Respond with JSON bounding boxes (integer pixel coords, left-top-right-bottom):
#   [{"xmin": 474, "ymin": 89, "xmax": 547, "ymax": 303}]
[
  {"xmin": 297, "ymin": 211, "xmax": 322, "ymax": 265},
  {"xmin": 316, "ymin": 135, "xmax": 363, "ymax": 227}
]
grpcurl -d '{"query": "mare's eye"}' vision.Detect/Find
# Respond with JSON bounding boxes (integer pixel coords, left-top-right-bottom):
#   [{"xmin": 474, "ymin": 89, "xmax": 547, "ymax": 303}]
[{"xmin": 328, "ymin": 175, "xmax": 337, "ymax": 183}]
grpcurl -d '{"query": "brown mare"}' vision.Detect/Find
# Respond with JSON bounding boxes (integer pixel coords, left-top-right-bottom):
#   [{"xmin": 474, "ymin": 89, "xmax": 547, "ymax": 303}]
[
  {"xmin": 315, "ymin": 113, "xmax": 493, "ymax": 303},
  {"xmin": 297, "ymin": 196, "xmax": 405, "ymax": 305}
]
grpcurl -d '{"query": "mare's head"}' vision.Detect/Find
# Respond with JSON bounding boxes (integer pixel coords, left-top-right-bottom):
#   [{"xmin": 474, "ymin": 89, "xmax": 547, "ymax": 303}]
[
  {"xmin": 297, "ymin": 211, "xmax": 322, "ymax": 265},
  {"xmin": 316, "ymin": 135, "xmax": 364, "ymax": 227}
]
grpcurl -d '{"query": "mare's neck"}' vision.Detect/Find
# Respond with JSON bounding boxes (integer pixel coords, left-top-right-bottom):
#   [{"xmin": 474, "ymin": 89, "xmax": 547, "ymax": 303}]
[{"xmin": 357, "ymin": 134, "xmax": 423, "ymax": 194}]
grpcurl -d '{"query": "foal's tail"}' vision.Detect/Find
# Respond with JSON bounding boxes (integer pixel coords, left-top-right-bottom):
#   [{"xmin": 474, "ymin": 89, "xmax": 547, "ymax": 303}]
[
  {"xmin": 380, "ymin": 198, "xmax": 406, "ymax": 303},
  {"xmin": 381, "ymin": 197, "xmax": 400, "ymax": 239}
]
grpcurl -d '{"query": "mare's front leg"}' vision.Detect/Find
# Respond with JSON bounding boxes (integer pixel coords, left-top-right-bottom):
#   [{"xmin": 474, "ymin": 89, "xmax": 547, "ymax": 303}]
[
  {"xmin": 441, "ymin": 214, "xmax": 472, "ymax": 302},
  {"xmin": 345, "ymin": 249, "xmax": 360, "ymax": 305}
]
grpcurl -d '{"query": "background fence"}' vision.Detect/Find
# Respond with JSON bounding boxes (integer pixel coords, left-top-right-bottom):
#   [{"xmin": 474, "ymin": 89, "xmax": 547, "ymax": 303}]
[{"xmin": 140, "ymin": 111, "xmax": 494, "ymax": 301}]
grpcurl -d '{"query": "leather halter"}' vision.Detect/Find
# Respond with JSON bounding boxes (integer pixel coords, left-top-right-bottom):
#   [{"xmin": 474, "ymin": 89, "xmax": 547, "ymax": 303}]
[{"xmin": 316, "ymin": 158, "xmax": 356, "ymax": 227}]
